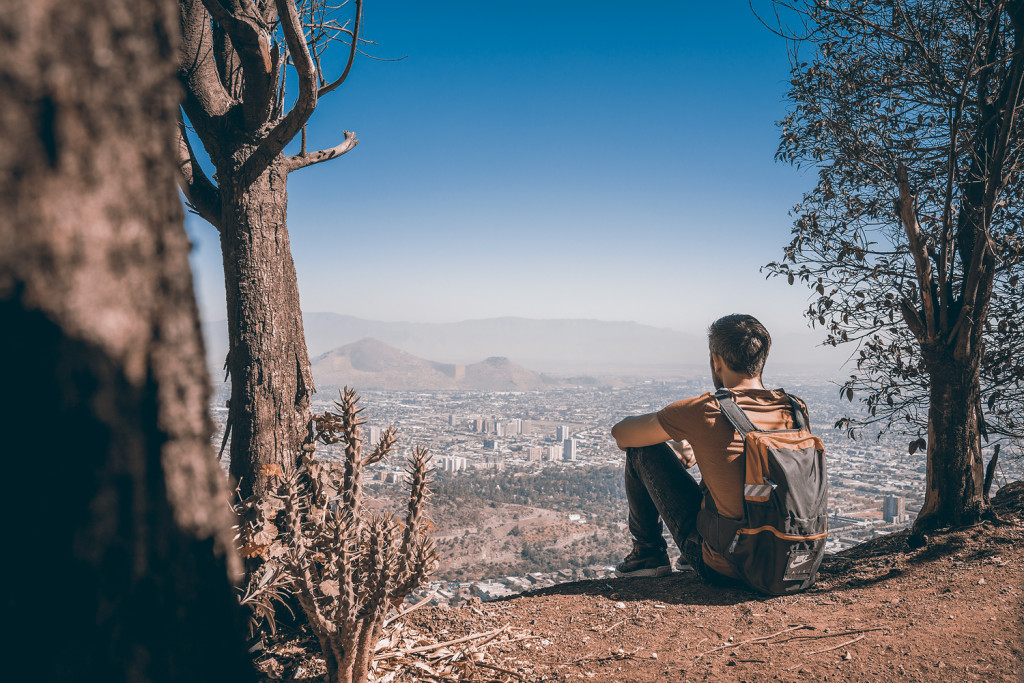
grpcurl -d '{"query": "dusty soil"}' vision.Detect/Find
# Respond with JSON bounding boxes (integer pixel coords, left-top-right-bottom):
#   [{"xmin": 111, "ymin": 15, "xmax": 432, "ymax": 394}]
[
  {"xmin": 404, "ymin": 483, "xmax": 1024, "ymax": 682},
  {"xmin": 257, "ymin": 483, "xmax": 1023, "ymax": 681}
]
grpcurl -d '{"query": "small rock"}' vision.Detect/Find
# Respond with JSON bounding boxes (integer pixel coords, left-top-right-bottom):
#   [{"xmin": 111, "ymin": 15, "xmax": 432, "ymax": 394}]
[
  {"xmin": 948, "ymin": 614, "xmax": 955, "ymax": 619},
  {"xmin": 650, "ymin": 652, "xmax": 659, "ymax": 660},
  {"xmin": 843, "ymin": 651, "xmax": 852, "ymax": 661},
  {"xmin": 727, "ymin": 636, "xmax": 734, "ymax": 642},
  {"xmin": 726, "ymin": 660, "xmax": 736, "ymax": 666},
  {"xmin": 614, "ymin": 601, "xmax": 626, "ymax": 609},
  {"xmin": 978, "ymin": 578, "xmax": 986, "ymax": 585}
]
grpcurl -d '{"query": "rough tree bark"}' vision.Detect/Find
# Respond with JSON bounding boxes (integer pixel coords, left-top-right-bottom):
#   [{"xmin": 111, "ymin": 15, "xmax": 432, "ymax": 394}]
[
  {"xmin": 0, "ymin": 0, "xmax": 253, "ymax": 679},
  {"xmin": 221, "ymin": 157, "xmax": 314, "ymax": 497},
  {"xmin": 919, "ymin": 347, "xmax": 987, "ymax": 526},
  {"xmin": 177, "ymin": 0, "xmax": 361, "ymax": 499}
]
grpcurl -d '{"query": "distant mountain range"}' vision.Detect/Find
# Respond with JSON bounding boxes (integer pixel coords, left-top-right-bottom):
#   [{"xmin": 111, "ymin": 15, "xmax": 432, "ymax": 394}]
[
  {"xmin": 203, "ymin": 312, "xmax": 707, "ymax": 375},
  {"xmin": 312, "ymin": 337, "xmax": 560, "ymax": 391},
  {"xmin": 202, "ymin": 312, "xmax": 847, "ymax": 381}
]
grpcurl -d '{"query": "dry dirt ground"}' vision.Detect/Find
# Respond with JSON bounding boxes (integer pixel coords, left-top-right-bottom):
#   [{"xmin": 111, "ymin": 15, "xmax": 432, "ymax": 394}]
[
  {"xmin": 404, "ymin": 483, "xmax": 1024, "ymax": 682},
  {"xmin": 258, "ymin": 483, "xmax": 1023, "ymax": 682}
]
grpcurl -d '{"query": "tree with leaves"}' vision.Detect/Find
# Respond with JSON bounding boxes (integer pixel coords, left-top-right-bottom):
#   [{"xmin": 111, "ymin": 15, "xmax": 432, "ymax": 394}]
[
  {"xmin": 177, "ymin": 0, "xmax": 366, "ymax": 498},
  {"xmin": 764, "ymin": 0, "xmax": 1024, "ymax": 531}
]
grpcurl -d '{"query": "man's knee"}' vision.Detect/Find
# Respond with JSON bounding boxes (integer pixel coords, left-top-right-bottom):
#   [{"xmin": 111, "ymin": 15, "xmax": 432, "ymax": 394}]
[{"xmin": 625, "ymin": 442, "xmax": 674, "ymax": 466}]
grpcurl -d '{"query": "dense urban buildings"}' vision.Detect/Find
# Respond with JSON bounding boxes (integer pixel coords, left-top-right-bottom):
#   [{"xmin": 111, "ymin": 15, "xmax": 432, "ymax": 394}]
[{"xmin": 213, "ymin": 377, "xmax": 1021, "ymax": 606}]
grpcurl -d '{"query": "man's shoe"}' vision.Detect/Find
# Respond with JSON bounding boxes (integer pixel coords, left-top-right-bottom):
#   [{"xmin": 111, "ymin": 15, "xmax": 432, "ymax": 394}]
[
  {"xmin": 615, "ymin": 545, "xmax": 671, "ymax": 578},
  {"xmin": 674, "ymin": 555, "xmax": 695, "ymax": 572}
]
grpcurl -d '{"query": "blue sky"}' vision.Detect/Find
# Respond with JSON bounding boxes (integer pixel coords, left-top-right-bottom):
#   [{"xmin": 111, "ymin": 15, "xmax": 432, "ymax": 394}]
[{"xmin": 186, "ymin": 2, "xmax": 847, "ymax": 370}]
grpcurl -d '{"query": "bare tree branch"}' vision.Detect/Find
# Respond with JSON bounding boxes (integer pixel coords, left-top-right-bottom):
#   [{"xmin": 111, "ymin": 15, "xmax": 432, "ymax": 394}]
[
  {"xmin": 317, "ymin": 0, "xmax": 362, "ymax": 97},
  {"xmin": 284, "ymin": 130, "xmax": 359, "ymax": 172},
  {"xmin": 176, "ymin": 119, "xmax": 223, "ymax": 230},
  {"xmin": 199, "ymin": 0, "xmax": 276, "ymax": 129},
  {"xmin": 239, "ymin": 0, "xmax": 319, "ymax": 185},
  {"xmin": 179, "ymin": 0, "xmax": 235, "ymax": 121},
  {"xmin": 896, "ymin": 162, "xmax": 938, "ymax": 341}
]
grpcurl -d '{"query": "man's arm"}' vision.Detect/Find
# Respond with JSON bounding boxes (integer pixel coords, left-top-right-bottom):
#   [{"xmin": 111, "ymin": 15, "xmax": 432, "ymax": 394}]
[{"xmin": 611, "ymin": 413, "xmax": 672, "ymax": 450}]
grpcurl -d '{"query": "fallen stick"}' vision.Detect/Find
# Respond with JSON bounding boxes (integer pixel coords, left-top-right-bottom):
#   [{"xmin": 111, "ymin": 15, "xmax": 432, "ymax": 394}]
[
  {"xmin": 698, "ymin": 625, "xmax": 809, "ymax": 656},
  {"xmin": 786, "ymin": 634, "xmax": 870, "ymax": 670},
  {"xmin": 383, "ymin": 626, "xmax": 507, "ymax": 657},
  {"xmin": 602, "ymin": 620, "xmax": 625, "ymax": 633},
  {"xmin": 804, "ymin": 634, "xmax": 866, "ymax": 655},
  {"xmin": 474, "ymin": 661, "xmax": 525, "ymax": 680},
  {"xmin": 467, "ymin": 625, "xmax": 509, "ymax": 650},
  {"xmin": 384, "ymin": 590, "xmax": 437, "ymax": 627},
  {"xmin": 772, "ymin": 627, "xmax": 884, "ymax": 644}
]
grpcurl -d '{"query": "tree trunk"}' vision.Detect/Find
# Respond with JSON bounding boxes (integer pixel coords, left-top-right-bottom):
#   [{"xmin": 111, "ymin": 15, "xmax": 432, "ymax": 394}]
[
  {"xmin": 0, "ymin": 0, "xmax": 253, "ymax": 679},
  {"xmin": 222, "ymin": 154, "xmax": 315, "ymax": 499},
  {"xmin": 915, "ymin": 349, "xmax": 987, "ymax": 531}
]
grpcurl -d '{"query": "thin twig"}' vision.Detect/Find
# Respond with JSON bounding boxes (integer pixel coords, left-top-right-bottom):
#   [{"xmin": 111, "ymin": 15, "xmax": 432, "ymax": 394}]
[
  {"xmin": 804, "ymin": 634, "xmax": 866, "ymax": 655},
  {"xmin": 698, "ymin": 624, "xmax": 810, "ymax": 656},
  {"xmin": 773, "ymin": 626, "xmax": 885, "ymax": 644},
  {"xmin": 474, "ymin": 661, "xmax": 525, "ymax": 680},
  {"xmin": 394, "ymin": 627, "xmax": 507, "ymax": 656},
  {"xmin": 467, "ymin": 624, "xmax": 509, "ymax": 650},
  {"xmin": 602, "ymin": 620, "xmax": 625, "ymax": 633},
  {"xmin": 383, "ymin": 590, "xmax": 437, "ymax": 627}
]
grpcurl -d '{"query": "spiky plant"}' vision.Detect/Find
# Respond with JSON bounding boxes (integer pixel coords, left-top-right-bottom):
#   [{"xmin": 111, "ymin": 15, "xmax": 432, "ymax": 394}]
[{"xmin": 239, "ymin": 387, "xmax": 437, "ymax": 683}]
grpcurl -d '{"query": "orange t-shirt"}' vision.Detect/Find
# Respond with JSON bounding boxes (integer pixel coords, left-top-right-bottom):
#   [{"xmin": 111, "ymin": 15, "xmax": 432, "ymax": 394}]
[{"xmin": 656, "ymin": 388, "xmax": 803, "ymax": 578}]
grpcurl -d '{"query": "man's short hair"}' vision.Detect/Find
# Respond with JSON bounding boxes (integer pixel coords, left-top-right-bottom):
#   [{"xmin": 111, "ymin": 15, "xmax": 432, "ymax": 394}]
[{"xmin": 708, "ymin": 314, "xmax": 772, "ymax": 376}]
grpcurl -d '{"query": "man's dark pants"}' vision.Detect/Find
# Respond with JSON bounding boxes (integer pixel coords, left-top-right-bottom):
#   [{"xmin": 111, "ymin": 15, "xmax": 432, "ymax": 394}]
[{"xmin": 625, "ymin": 443, "xmax": 740, "ymax": 586}]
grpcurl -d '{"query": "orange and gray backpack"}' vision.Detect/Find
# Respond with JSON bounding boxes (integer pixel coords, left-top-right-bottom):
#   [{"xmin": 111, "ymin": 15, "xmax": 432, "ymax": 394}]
[{"xmin": 696, "ymin": 388, "xmax": 828, "ymax": 595}]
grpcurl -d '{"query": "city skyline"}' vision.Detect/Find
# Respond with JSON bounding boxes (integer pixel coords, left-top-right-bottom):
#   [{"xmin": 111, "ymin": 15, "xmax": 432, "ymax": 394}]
[{"xmin": 186, "ymin": 4, "xmax": 844, "ymax": 370}]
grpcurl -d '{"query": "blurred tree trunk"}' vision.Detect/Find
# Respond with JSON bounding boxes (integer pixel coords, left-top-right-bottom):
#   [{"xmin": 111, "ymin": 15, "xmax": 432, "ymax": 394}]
[{"xmin": 0, "ymin": 0, "xmax": 253, "ymax": 679}]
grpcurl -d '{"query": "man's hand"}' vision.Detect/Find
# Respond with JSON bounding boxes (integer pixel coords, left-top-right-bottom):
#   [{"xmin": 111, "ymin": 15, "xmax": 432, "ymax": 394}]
[{"xmin": 668, "ymin": 440, "xmax": 697, "ymax": 468}]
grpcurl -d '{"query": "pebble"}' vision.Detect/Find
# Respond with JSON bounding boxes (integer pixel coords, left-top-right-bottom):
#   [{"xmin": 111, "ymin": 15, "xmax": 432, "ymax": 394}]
[
  {"xmin": 978, "ymin": 578, "xmax": 986, "ymax": 585},
  {"xmin": 843, "ymin": 651, "xmax": 852, "ymax": 661},
  {"xmin": 650, "ymin": 652, "xmax": 658, "ymax": 660},
  {"xmin": 614, "ymin": 602, "xmax": 626, "ymax": 609},
  {"xmin": 727, "ymin": 636, "xmax": 734, "ymax": 642}
]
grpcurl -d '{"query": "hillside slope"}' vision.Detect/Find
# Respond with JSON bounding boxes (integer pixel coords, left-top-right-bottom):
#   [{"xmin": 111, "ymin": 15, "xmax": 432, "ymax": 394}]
[{"xmin": 405, "ymin": 482, "xmax": 1024, "ymax": 682}]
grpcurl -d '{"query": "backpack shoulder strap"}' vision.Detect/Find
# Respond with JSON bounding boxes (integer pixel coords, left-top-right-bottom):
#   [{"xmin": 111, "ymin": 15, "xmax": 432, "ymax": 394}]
[
  {"xmin": 714, "ymin": 388, "xmax": 758, "ymax": 437},
  {"xmin": 782, "ymin": 390, "xmax": 810, "ymax": 431}
]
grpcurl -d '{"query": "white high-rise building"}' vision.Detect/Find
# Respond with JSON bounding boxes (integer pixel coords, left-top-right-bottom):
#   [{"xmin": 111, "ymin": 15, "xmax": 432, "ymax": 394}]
[
  {"xmin": 440, "ymin": 455, "xmax": 467, "ymax": 473},
  {"xmin": 556, "ymin": 425, "xmax": 570, "ymax": 441},
  {"xmin": 546, "ymin": 445, "xmax": 563, "ymax": 461},
  {"xmin": 562, "ymin": 438, "xmax": 577, "ymax": 461}
]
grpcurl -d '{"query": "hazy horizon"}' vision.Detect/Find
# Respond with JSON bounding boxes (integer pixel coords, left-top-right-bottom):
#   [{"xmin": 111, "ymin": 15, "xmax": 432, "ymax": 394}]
[{"xmin": 186, "ymin": 4, "xmax": 845, "ymax": 375}]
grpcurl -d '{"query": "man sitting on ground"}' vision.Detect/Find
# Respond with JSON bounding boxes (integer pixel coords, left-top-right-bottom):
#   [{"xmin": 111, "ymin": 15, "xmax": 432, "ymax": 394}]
[{"xmin": 610, "ymin": 313, "xmax": 805, "ymax": 585}]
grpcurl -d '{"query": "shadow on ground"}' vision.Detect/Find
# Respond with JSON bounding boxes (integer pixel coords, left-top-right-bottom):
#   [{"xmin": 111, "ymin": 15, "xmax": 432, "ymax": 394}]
[{"xmin": 500, "ymin": 571, "xmax": 759, "ymax": 608}]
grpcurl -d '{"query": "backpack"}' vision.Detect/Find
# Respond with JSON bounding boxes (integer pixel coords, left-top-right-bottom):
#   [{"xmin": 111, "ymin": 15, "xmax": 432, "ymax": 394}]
[{"xmin": 696, "ymin": 388, "xmax": 828, "ymax": 595}]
